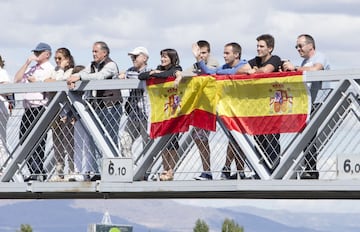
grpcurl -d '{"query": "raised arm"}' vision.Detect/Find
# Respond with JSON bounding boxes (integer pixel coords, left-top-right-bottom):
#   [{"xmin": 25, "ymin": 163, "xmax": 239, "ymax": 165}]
[{"xmin": 14, "ymin": 55, "xmax": 37, "ymax": 83}]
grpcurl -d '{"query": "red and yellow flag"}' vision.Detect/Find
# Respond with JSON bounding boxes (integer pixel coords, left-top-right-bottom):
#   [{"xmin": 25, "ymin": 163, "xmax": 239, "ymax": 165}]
[
  {"xmin": 147, "ymin": 75, "xmax": 217, "ymax": 138},
  {"xmin": 216, "ymin": 71, "xmax": 310, "ymax": 135}
]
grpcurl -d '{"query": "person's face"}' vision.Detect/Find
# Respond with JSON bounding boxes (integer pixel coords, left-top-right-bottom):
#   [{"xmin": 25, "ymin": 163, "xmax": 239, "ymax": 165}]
[
  {"xmin": 256, "ymin": 40, "xmax": 272, "ymax": 58},
  {"xmin": 199, "ymin": 46, "xmax": 210, "ymax": 62},
  {"xmin": 160, "ymin": 53, "xmax": 171, "ymax": 68},
  {"xmin": 54, "ymin": 51, "xmax": 66, "ymax": 66},
  {"xmin": 295, "ymin": 36, "xmax": 312, "ymax": 58},
  {"xmin": 223, "ymin": 45, "xmax": 237, "ymax": 65},
  {"xmin": 130, "ymin": 53, "xmax": 147, "ymax": 70},
  {"xmin": 92, "ymin": 44, "xmax": 107, "ymax": 63},
  {"xmin": 34, "ymin": 50, "xmax": 50, "ymax": 63}
]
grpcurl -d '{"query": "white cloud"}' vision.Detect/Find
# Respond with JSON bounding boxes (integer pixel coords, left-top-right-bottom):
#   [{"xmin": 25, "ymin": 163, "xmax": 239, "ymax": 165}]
[
  {"xmin": 1, "ymin": 0, "xmax": 360, "ymax": 77},
  {"xmin": 0, "ymin": 0, "xmax": 359, "ymax": 215}
]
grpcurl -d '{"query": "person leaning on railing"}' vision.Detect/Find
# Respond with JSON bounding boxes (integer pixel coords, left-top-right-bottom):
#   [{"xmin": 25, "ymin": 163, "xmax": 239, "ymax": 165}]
[
  {"xmin": 118, "ymin": 46, "xmax": 151, "ymax": 158},
  {"xmin": 14, "ymin": 42, "xmax": 55, "ymax": 182},
  {"xmin": 282, "ymin": 34, "xmax": 330, "ymax": 179},
  {"xmin": 44, "ymin": 47, "xmax": 84, "ymax": 182},
  {"xmin": 184, "ymin": 40, "xmax": 219, "ymax": 181},
  {"xmin": 67, "ymin": 41, "xmax": 122, "ymax": 181},
  {"xmin": 241, "ymin": 34, "xmax": 283, "ymax": 177},
  {"xmin": 193, "ymin": 42, "xmax": 250, "ymax": 180},
  {"xmin": 139, "ymin": 48, "xmax": 182, "ymax": 181}
]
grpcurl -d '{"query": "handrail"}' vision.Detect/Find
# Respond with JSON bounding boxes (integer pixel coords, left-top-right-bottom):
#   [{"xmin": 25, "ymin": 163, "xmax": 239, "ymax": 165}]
[{"xmin": 0, "ymin": 69, "xmax": 359, "ymax": 94}]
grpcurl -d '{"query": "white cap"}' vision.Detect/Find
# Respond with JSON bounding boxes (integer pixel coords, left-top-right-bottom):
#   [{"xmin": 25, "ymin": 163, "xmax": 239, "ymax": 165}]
[{"xmin": 128, "ymin": 46, "xmax": 149, "ymax": 57}]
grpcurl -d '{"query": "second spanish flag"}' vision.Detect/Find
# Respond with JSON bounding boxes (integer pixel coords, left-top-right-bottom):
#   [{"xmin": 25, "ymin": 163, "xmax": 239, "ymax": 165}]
[{"xmin": 217, "ymin": 71, "xmax": 310, "ymax": 135}]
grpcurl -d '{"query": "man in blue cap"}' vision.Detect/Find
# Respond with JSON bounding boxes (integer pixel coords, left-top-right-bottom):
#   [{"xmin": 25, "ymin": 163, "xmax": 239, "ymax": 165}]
[{"xmin": 14, "ymin": 42, "xmax": 54, "ymax": 182}]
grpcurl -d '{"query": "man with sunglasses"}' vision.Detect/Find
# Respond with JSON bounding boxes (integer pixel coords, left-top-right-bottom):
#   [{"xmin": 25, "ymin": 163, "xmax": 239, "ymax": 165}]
[
  {"xmin": 283, "ymin": 34, "xmax": 330, "ymax": 179},
  {"xmin": 283, "ymin": 34, "xmax": 330, "ymax": 72},
  {"xmin": 14, "ymin": 42, "xmax": 55, "ymax": 182}
]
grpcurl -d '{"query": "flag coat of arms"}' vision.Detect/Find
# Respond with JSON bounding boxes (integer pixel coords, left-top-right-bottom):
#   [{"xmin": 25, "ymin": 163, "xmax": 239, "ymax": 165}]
[{"xmin": 216, "ymin": 71, "xmax": 311, "ymax": 135}]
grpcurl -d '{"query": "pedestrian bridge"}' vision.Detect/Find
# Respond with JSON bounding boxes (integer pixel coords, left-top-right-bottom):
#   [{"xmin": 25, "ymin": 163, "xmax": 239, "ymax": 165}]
[{"xmin": 0, "ymin": 69, "xmax": 359, "ymax": 199}]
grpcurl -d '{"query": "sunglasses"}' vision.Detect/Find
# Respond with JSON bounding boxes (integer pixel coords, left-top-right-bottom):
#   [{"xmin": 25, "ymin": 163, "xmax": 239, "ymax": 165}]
[
  {"xmin": 295, "ymin": 43, "xmax": 307, "ymax": 49},
  {"xmin": 33, "ymin": 50, "xmax": 44, "ymax": 56},
  {"xmin": 55, "ymin": 56, "xmax": 62, "ymax": 61},
  {"xmin": 130, "ymin": 54, "xmax": 139, "ymax": 61}
]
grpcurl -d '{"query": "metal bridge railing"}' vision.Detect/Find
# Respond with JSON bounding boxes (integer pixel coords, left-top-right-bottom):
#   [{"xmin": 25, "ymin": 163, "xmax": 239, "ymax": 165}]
[{"xmin": 0, "ymin": 70, "xmax": 359, "ymax": 184}]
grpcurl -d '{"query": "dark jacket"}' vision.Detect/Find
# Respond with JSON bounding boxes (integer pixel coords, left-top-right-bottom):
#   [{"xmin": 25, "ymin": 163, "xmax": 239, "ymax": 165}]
[{"xmin": 138, "ymin": 65, "xmax": 182, "ymax": 80}]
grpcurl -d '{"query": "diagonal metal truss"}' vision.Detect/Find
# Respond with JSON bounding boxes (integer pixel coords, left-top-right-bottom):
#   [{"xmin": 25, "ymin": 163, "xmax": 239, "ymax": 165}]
[{"xmin": 0, "ymin": 71, "xmax": 359, "ymax": 199}]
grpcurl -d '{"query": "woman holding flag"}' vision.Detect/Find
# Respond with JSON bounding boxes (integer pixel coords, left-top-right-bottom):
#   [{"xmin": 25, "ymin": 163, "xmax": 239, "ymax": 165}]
[{"xmin": 139, "ymin": 48, "xmax": 182, "ymax": 181}]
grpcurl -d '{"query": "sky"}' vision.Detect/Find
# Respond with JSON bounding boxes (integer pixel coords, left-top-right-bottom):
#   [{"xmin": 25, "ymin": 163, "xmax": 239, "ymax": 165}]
[
  {"xmin": 1, "ymin": 0, "xmax": 360, "ymax": 213},
  {"xmin": 1, "ymin": 0, "xmax": 360, "ymax": 78}
]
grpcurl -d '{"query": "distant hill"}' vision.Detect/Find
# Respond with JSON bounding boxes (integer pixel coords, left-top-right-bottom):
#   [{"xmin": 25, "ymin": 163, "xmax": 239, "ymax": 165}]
[
  {"xmin": 0, "ymin": 199, "xmax": 359, "ymax": 232},
  {"xmin": 71, "ymin": 199, "xmax": 320, "ymax": 232},
  {"xmin": 0, "ymin": 200, "xmax": 155, "ymax": 232}
]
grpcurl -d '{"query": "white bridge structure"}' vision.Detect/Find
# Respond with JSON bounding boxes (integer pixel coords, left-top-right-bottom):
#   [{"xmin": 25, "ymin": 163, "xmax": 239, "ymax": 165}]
[{"xmin": 0, "ymin": 69, "xmax": 359, "ymax": 199}]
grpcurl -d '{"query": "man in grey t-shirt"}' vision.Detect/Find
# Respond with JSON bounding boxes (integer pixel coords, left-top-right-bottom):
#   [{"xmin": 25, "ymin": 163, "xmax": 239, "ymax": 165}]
[{"xmin": 283, "ymin": 34, "xmax": 330, "ymax": 179}]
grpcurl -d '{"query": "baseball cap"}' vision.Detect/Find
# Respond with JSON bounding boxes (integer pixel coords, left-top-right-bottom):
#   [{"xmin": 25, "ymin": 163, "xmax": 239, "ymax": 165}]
[
  {"xmin": 128, "ymin": 46, "xmax": 149, "ymax": 57},
  {"xmin": 32, "ymin": 42, "xmax": 52, "ymax": 52}
]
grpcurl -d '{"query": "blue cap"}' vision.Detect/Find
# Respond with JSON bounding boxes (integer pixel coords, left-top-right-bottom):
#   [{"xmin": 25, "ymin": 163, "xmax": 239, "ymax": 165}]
[{"xmin": 32, "ymin": 42, "xmax": 51, "ymax": 52}]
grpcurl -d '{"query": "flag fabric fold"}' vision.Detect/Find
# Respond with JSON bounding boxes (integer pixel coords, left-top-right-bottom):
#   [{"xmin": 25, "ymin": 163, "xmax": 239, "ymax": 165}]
[{"xmin": 146, "ymin": 75, "xmax": 217, "ymax": 138}]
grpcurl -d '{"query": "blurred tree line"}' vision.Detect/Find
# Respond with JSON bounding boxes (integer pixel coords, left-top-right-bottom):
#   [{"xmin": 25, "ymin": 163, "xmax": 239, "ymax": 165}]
[{"xmin": 193, "ymin": 218, "xmax": 244, "ymax": 232}]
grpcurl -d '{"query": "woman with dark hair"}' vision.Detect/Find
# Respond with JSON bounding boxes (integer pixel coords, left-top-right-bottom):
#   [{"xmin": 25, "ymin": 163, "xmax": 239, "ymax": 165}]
[
  {"xmin": 139, "ymin": 48, "xmax": 182, "ymax": 86},
  {"xmin": 139, "ymin": 48, "xmax": 183, "ymax": 181},
  {"xmin": 45, "ymin": 47, "xmax": 79, "ymax": 181},
  {"xmin": 48, "ymin": 47, "xmax": 75, "ymax": 81}
]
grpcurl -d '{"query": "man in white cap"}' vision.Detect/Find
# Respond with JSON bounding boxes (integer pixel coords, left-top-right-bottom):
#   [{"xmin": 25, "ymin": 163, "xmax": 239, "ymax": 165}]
[
  {"xmin": 119, "ymin": 46, "xmax": 151, "ymax": 158},
  {"xmin": 14, "ymin": 42, "xmax": 54, "ymax": 181}
]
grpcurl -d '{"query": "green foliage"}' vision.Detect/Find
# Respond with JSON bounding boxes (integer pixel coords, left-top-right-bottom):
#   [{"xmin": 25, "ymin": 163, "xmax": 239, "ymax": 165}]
[
  {"xmin": 222, "ymin": 218, "xmax": 244, "ymax": 232},
  {"xmin": 193, "ymin": 218, "xmax": 209, "ymax": 232},
  {"xmin": 16, "ymin": 224, "xmax": 33, "ymax": 232}
]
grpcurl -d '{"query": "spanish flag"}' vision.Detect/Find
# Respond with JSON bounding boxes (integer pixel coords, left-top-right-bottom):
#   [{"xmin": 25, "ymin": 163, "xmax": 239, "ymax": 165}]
[
  {"xmin": 217, "ymin": 71, "xmax": 310, "ymax": 135},
  {"xmin": 147, "ymin": 75, "xmax": 217, "ymax": 138}
]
